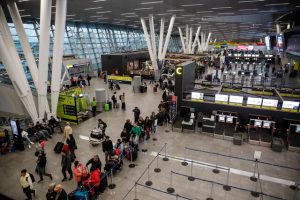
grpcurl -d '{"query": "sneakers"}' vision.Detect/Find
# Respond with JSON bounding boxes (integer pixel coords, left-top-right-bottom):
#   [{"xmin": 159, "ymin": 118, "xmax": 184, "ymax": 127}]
[{"xmin": 68, "ymin": 177, "xmax": 73, "ymax": 181}]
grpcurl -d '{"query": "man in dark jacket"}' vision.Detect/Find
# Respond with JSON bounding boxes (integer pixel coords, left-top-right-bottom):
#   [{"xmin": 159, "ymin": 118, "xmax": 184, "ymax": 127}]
[
  {"xmin": 86, "ymin": 155, "xmax": 102, "ymax": 171},
  {"xmin": 35, "ymin": 151, "xmax": 53, "ymax": 182},
  {"xmin": 61, "ymin": 150, "xmax": 73, "ymax": 181},
  {"xmin": 54, "ymin": 184, "xmax": 67, "ymax": 200},
  {"xmin": 124, "ymin": 119, "xmax": 133, "ymax": 133},
  {"xmin": 102, "ymin": 136, "xmax": 113, "ymax": 162},
  {"xmin": 46, "ymin": 183, "xmax": 56, "ymax": 200},
  {"xmin": 132, "ymin": 107, "xmax": 141, "ymax": 123},
  {"xmin": 98, "ymin": 119, "xmax": 107, "ymax": 135}
]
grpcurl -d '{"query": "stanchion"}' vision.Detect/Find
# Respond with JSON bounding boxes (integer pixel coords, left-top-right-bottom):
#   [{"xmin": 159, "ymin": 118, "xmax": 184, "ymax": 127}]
[
  {"xmin": 250, "ymin": 159, "xmax": 259, "ymax": 182},
  {"xmin": 145, "ymin": 164, "xmax": 153, "ymax": 186},
  {"xmin": 188, "ymin": 160, "xmax": 195, "ymax": 181},
  {"xmin": 181, "ymin": 147, "xmax": 188, "ymax": 166},
  {"xmin": 250, "ymin": 175, "xmax": 260, "ymax": 198},
  {"xmin": 223, "ymin": 169, "xmax": 231, "ymax": 191},
  {"xmin": 167, "ymin": 171, "xmax": 175, "ymax": 194},
  {"xmin": 133, "ymin": 182, "xmax": 139, "ymax": 200},
  {"xmin": 206, "ymin": 182, "xmax": 214, "ymax": 200},
  {"xmin": 152, "ymin": 126, "xmax": 157, "ymax": 141},
  {"xmin": 154, "ymin": 154, "xmax": 161, "ymax": 173},
  {"xmin": 212, "ymin": 153, "xmax": 220, "ymax": 174},
  {"xmin": 129, "ymin": 148, "xmax": 136, "ymax": 168},
  {"xmin": 108, "ymin": 169, "xmax": 116, "ymax": 189},
  {"xmin": 163, "ymin": 143, "xmax": 169, "ymax": 161},
  {"xmin": 142, "ymin": 133, "xmax": 148, "ymax": 153},
  {"xmin": 292, "ymin": 182, "xmax": 300, "ymax": 200}
]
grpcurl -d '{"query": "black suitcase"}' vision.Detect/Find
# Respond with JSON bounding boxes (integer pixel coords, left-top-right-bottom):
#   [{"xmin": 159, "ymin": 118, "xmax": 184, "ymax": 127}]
[
  {"xmin": 54, "ymin": 142, "xmax": 64, "ymax": 153},
  {"xmin": 131, "ymin": 149, "xmax": 138, "ymax": 161},
  {"xmin": 107, "ymin": 101, "xmax": 112, "ymax": 110},
  {"xmin": 90, "ymin": 132, "xmax": 104, "ymax": 140},
  {"xmin": 99, "ymin": 172, "xmax": 108, "ymax": 193}
]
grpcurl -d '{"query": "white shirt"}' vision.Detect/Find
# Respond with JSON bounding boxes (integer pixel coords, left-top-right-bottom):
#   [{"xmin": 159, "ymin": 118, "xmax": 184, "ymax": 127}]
[
  {"xmin": 20, "ymin": 173, "xmax": 33, "ymax": 189},
  {"xmin": 21, "ymin": 130, "xmax": 28, "ymax": 138}
]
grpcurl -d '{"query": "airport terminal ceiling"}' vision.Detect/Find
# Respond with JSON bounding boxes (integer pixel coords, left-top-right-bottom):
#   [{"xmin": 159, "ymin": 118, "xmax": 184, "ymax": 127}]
[{"xmin": 2, "ymin": 0, "xmax": 300, "ymax": 41}]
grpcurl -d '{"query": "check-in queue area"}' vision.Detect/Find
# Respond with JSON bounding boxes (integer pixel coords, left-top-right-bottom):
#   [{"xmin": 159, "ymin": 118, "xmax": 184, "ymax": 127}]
[{"xmin": 172, "ymin": 58, "xmax": 300, "ymax": 152}]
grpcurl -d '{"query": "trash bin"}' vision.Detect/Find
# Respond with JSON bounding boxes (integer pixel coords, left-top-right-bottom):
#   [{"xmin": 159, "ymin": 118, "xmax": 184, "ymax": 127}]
[{"xmin": 104, "ymin": 104, "xmax": 109, "ymax": 111}]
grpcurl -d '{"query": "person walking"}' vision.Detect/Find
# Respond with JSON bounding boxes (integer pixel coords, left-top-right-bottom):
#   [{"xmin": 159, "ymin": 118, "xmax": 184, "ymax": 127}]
[
  {"xmin": 97, "ymin": 119, "xmax": 107, "ymax": 135},
  {"xmin": 20, "ymin": 169, "xmax": 35, "ymax": 200},
  {"xmin": 120, "ymin": 92, "xmax": 126, "ymax": 110},
  {"xmin": 87, "ymin": 74, "xmax": 92, "ymax": 86},
  {"xmin": 63, "ymin": 122, "xmax": 77, "ymax": 159},
  {"xmin": 61, "ymin": 150, "xmax": 73, "ymax": 181},
  {"xmin": 111, "ymin": 92, "xmax": 117, "ymax": 108},
  {"xmin": 102, "ymin": 136, "xmax": 113, "ymax": 162},
  {"xmin": 46, "ymin": 183, "xmax": 56, "ymax": 200},
  {"xmin": 35, "ymin": 150, "xmax": 53, "ymax": 183},
  {"xmin": 54, "ymin": 184, "xmax": 68, "ymax": 200},
  {"xmin": 91, "ymin": 97, "xmax": 97, "ymax": 117}
]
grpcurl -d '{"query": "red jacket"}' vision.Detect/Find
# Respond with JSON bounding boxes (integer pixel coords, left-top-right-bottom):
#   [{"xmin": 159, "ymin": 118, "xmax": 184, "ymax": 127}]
[{"xmin": 89, "ymin": 169, "xmax": 100, "ymax": 186}]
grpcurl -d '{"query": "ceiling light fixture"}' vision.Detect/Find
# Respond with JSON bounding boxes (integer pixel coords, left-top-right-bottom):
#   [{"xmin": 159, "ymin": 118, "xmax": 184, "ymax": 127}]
[
  {"xmin": 20, "ymin": 14, "xmax": 31, "ymax": 17},
  {"xmin": 238, "ymin": 8, "xmax": 259, "ymax": 11},
  {"xmin": 238, "ymin": 0, "xmax": 264, "ymax": 3},
  {"xmin": 93, "ymin": 0, "xmax": 107, "ymax": 2},
  {"xmin": 218, "ymin": 13, "xmax": 235, "ymax": 15},
  {"xmin": 140, "ymin": 1, "xmax": 164, "ymax": 4},
  {"xmin": 84, "ymin": 7, "xmax": 102, "ymax": 10},
  {"xmin": 167, "ymin": 9, "xmax": 184, "ymax": 12},
  {"xmin": 124, "ymin": 15, "xmax": 139, "ymax": 18},
  {"xmin": 181, "ymin": 14, "xmax": 195, "ymax": 17},
  {"xmin": 259, "ymin": 10, "xmax": 278, "ymax": 13},
  {"xmin": 67, "ymin": 14, "xmax": 76, "ymax": 17},
  {"xmin": 96, "ymin": 11, "xmax": 112, "ymax": 14},
  {"xmin": 18, "ymin": 0, "xmax": 30, "ymax": 2},
  {"xmin": 120, "ymin": 13, "xmax": 136, "ymax": 15},
  {"xmin": 211, "ymin": 7, "xmax": 232, "ymax": 10},
  {"xmin": 265, "ymin": 3, "xmax": 290, "ymax": 6},
  {"xmin": 90, "ymin": 15, "xmax": 103, "ymax": 18},
  {"xmin": 197, "ymin": 11, "xmax": 213, "ymax": 13},
  {"xmin": 181, "ymin": 4, "xmax": 204, "ymax": 7},
  {"xmin": 134, "ymin": 7, "xmax": 153, "ymax": 10}
]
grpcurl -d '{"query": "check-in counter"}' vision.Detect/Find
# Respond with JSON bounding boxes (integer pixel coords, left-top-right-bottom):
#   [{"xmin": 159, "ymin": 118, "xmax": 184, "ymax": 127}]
[{"xmin": 202, "ymin": 116, "xmax": 215, "ymax": 135}]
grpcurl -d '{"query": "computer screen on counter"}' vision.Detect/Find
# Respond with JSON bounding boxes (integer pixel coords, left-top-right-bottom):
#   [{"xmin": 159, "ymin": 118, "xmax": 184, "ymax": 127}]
[
  {"xmin": 254, "ymin": 120, "xmax": 262, "ymax": 127},
  {"xmin": 226, "ymin": 116, "xmax": 233, "ymax": 123},
  {"xmin": 263, "ymin": 121, "xmax": 271, "ymax": 129}
]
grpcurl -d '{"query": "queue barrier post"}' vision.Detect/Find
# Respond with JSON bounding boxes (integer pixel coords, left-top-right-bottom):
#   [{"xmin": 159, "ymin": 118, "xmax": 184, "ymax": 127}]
[
  {"xmin": 145, "ymin": 164, "xmax": 153, "ymax": 186},
  {"xmin": 133, "ymin": 182, "xmax": 139, "ymax": 200},
  {"xmin": 250, "ymin": 175, "xmax": 260, "ymax": 198},
  {"xmin": 129, "ymin": 147, "xmax": 136, "ymax": 168},
  {"xmin": 181, "ymin": 147, "xmax": 188, "ymax": 166},
  {"xmin": 223, "ymin": 169, "xmax": 231, "ymax": 191},
  {"xmin": 154, "ymin": 153, "xmax": 161, "ymax": 173},
  {"xmin": 167, "ymin": 171, "xmax": 175, "ymax": 194},
  {"xmin": 250, "ymin": 159, "xmax": 259, "ymax": 182},
  {"xmin": 108, "ymin": 168, "xmax": 116, "ymax": 189},
  {"xmin": 163, "ymin": 143, "xmax": 169, "ymax": 161},
  {"xmin": 212, "ymin": 153, "xmax": 220, "ymax": 174},
  {"xmin": 206, "ymin": 182, "xmax": 214, "ymax": 200},
  {"xmin": 188, "ymin": 160, "xmax": 195, "ymax": 181}
]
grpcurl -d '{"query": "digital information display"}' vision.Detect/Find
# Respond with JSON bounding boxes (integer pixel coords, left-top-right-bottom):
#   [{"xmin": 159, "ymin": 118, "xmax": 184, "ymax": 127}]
[
  {"xmin": 226, "ymin": 116, "xmax": 233, "ymax": 123},
  {"xmin": 191, "ymin": 92, "xmax": 204, "ymax": 101},
  {"xmin": 229, "ymin": 95, "xmax": 243, "ymax": 104},
  {"xmin": 219, "ymin": 115, "xmax": 225, "ymax": 122},
  {"xmin": 10, "ymin": 120, "xmax": 19, "ymax": 136},
  {"xmin": 263, "ymin": 121, "xmax": 271, "ymax": 129},
  {"xmin": 254, "ymin": 120, "xmax": 262, "ymax": 127},
  {"xmin": 262, "ymin": 99, "xmax": 278, "ymax": 109},
  {"xmin": 215, "ymin": 94, "xmax": 229, "ymax": 104},
  {"xmin": 247, "ymin": 97, "xmax": 262, "ymax": 107},
  {"xmin": 282, "ymin": 101, "xmax": 299, "ymax": 112}
]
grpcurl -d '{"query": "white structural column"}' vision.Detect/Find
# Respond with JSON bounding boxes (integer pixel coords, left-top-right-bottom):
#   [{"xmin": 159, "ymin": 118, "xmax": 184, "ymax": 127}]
[
  {"xmin": 141, "ymin": 17, "xmax": 156, "ymax": 69},
  {"xmin": 161, "ymin": 15, "xmax": 176, "ymax": 60},
  {"xmin": 188, "ymin": 27, "xmax": 193, "ymax": 53},
  {"xmin": 51, "ymin": 0, "xmax": 67, "ymax": 116},
  {"xmin": 38, "ymin": 0, "xmax": 52, "ymax": 119},
  {"xmin": 149, "ymin": 15, "xmax": 157, "ymax": 63},
  {"xmin": 185, "ymin": 25, "xmax": 189, "ymax": 50},
  {"xmin": 191, "ymin": 26, "xmax": 201, "ymax": 54},
  {"xmin": 7, "ymin": 0, "xmax": 51, "ymax": 116},
  {"xmin": 204, "ymin": 32, "xmax": 212, "ymax": 51},
  {"xmin": 178, "ymin": 27, "xmax": 186, "ymax": 53},
  {"xmin": 0, "ymin": 7, "xmax": 38, "ymax": 122},
  {"xmin": 158, "ymin": 17, "xmax": 165, "ymax": 60}
]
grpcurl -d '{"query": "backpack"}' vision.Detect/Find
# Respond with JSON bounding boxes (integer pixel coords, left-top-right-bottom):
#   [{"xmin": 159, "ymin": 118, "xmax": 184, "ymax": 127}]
[
  {"xmin": 111, "ymin": 95, "xmax": 116, "ymax": 101},
  {"xmin": 26, "ymin": 173, "xmax": 35, "ymax": 183}
]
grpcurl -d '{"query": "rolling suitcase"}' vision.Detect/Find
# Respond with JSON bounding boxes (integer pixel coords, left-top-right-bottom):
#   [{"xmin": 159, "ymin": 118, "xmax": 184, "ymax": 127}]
[
  {"xmin": 74, "ymin": 190, "xmax": 89, "ymax": 200},
  {"xmin": 54, "ymin": 142, "xmax": 64, "ymax": 153}
]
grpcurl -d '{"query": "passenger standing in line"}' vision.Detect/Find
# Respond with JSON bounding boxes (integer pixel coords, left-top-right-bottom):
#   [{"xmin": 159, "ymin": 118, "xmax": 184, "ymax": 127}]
[
  {"xmin": 120, "ymin": 92, "xmax": 126, "ymax": 110},
  {"xmin": 61, "ymin": 150, "xmax": 73, "ymax": 182},
  {"xmin": 86, "ymin": 155, "xmax": 102, "ymax": 171},
  {"xmin": 20, "ymin": 169, "xmax": 35, "ymax": 200},
  {"xmin": 73, "ymin": 161, "xmax": 87, "ymax": 187},
  {"xmin": 102, "ymin": 136, "xmax": 113, "ymax": 162},
  {"xmin": 132, "ymin": 106, "xmax": 141, "ymax": 123},
  {"xmin": 111, "ymin": 92, "xmax": 117, "ymax": 108},
  {"xmin": 46, "ymin": 183, "xmax": 56, "ymax": 200},
  {"xmin": 91, "ymin": 97, "xmax": 97, "ymax": 117},
  {"xmin": 130, "ymin": 123, "xmax": 141, "ymax": 144}
]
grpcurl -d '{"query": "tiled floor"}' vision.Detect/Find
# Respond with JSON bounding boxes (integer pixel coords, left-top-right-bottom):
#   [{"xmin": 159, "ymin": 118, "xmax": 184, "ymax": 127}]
[{"xmin": 0, "ymin": 78, "xmax": 299, "ymax": 200}]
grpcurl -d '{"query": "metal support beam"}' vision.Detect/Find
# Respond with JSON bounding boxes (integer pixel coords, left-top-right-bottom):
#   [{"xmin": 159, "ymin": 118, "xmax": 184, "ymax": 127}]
[
  {"xmin": 51, "ymin": 0, "xmax": 67, "ymax": 117},
  {"xmin": 178, "ymin": 27, "xmax": 186, "ymax": 54},
  {"xmin": 191, "ymin": 26, "xmax": 201, "ymax": 54},
  {"xmin": 149, "ymin": 15, "xmax": 157, "ymax": 62},
  {"xmin": 141, "ymin": 17, "xmax": 156, "ymax": 69}
]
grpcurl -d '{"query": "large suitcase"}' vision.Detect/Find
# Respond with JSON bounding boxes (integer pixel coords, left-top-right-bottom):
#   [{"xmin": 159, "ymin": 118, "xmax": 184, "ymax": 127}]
[
  {"xmin": 54, "ymin": 142, "xmax": 64, "ymax": 153},
  {"xmin": 99, "ymin": 172, "xmax": 108, "ymax": 193}
]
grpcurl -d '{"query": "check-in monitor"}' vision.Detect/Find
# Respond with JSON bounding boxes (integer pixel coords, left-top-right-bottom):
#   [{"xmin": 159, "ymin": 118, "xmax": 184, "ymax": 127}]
[
  {"xmin": 219, "ymin": 115, "xmax": 225, "ymax": 122},
  {"xmin": 226, "ymin": 116, "xmax": 233, "ymax": 123},
  {"xmin": 296, "ymin": 125, "xmax": 300, "ymax": 133},
  {"xmin": 254, "ymin": 120, "xmax": 262, "ymax": 127},
  {"xmin": 263, "ymin": 121, "xmax": 271, "ymax": 129}
]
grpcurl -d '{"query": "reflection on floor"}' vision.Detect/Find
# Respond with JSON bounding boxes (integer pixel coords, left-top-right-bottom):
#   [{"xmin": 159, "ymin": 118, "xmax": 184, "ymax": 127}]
[{"xmin": 0, "ymin": 78, "xmax": 299, "ymax": 200}]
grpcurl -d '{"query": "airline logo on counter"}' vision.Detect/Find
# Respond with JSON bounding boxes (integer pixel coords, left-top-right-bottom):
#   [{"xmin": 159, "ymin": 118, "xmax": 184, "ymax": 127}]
[{"xmin": 176, "ymin": 67, "xmax": 183, "ymax": 75}]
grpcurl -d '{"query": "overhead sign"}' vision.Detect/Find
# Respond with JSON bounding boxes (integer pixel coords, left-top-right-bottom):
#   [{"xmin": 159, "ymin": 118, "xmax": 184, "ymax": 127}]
[
  {"xmin": 262, "ymin": 99, "xmax": 278, "ymax": 110},
  {"xmin": 191, "ymin": 92, "xmax": 204, "ymax": 102},
  {"xmin": 229, "ymin": 95, "xmax": 243, "ymax": 105},
  {"xmin": 215, "ymin": 94, "xmax": 228, "ymax": 104},
  {"xmin": 107, "ymin": 75, "xmax": 132, "ymax": 82},
  {"xmin": 247, "ymin": 97, "xmax": 262, "ymax": 108},
  {"xmin": 176, "ymin": 67, "xmax": 183, "ymax": 75},
  {"xmin": 282, "ymin": 101, "xmax": 299, "ymax": 112}
]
